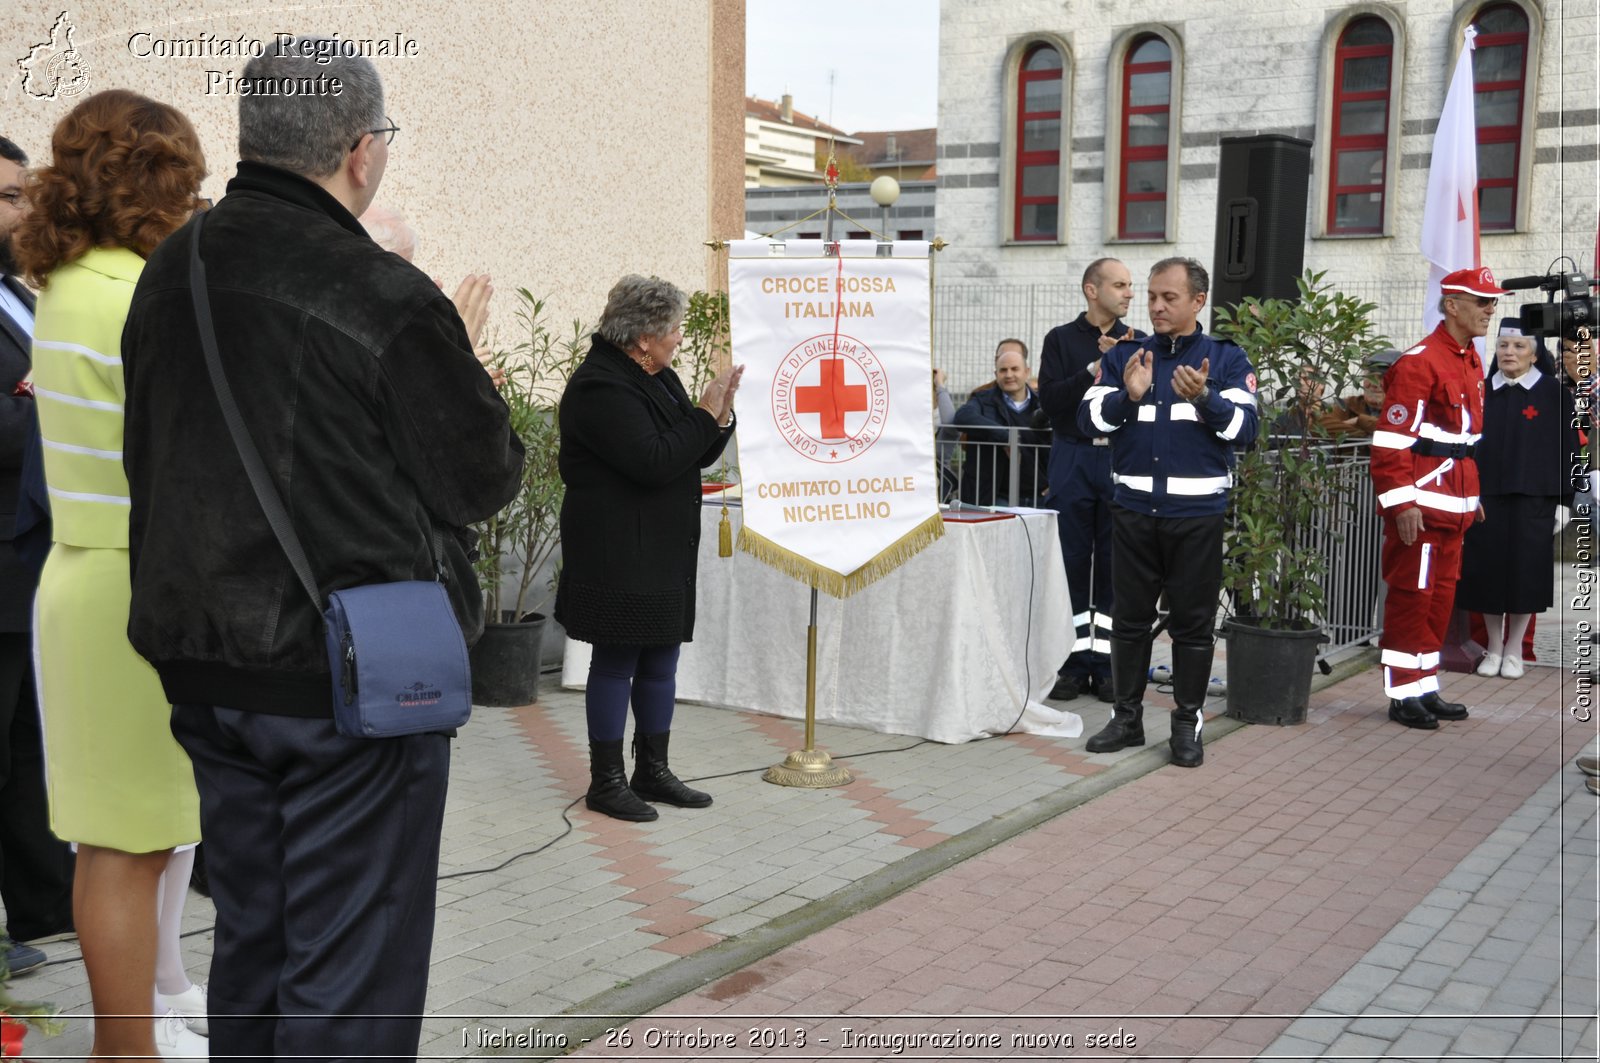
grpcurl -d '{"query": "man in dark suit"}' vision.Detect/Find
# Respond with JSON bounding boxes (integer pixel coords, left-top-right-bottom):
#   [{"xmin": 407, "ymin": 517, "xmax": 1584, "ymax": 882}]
[{"xmin": 0, "ymin": 134, "xmax": 74, "ymax": 977}]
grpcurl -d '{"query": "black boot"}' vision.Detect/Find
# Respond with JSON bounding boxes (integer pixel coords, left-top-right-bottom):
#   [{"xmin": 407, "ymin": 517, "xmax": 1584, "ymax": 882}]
[
  {"xmin": 1169, "ymin": 643, "xmax": 1213, "ymax": 768},
  {"xmin": 1086, "ymin": 637, "xmax": 1150, "ymax": 753},
  {"xmin": 1419, "ymin": 690, "xmax": 1468, "ymax": 721},
  {"xmin": 630, "ymin": 731, "xmax": 712, "ymax": 808},
  {"xmin": 1388, "ymin": 697, "xmax": 1439, "ymax": 730},
  {"xmin": 586, "ymin": 739, "xmax": 658, "ymax": 821}
]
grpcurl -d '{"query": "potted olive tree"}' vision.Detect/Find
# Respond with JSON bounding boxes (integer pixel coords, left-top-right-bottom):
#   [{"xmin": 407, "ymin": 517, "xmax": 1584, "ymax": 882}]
[
  {"xmin": 469, "ymin": 290, "xmax": 586, "ymax": 707},
  {"xmin": 1212, "ymin": 271, "xmax": 1391, "ymax": 724}
]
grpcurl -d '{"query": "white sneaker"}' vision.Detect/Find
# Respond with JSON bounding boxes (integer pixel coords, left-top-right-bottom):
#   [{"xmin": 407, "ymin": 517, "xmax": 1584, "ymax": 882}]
[
  {"xmin": 1477, "ymin": 653, "xmax": 1503, "ymax": 677},
  {"xmin": 154, "ymin": 1008, "xmax": 208, "ymax": 1059},
  {"xmin": 1501, "ymin": 655, "xmax": 1526, "ymax": 679},
  {"xmin": 157, "ymin": 982, "xmax": 208, "ymax": 1035}
]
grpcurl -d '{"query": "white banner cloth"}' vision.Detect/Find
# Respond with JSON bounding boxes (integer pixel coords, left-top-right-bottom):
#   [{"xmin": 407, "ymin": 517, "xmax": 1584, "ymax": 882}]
[{"xmin": 728, "ymin": 243, "xmax": 942, "ymax": 593}]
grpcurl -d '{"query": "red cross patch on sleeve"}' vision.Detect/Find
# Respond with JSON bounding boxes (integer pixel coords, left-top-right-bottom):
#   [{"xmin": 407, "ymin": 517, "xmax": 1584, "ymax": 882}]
[{"xmin": 1385, "ymin": 403, "xmax": 1408, "ymax": 425}]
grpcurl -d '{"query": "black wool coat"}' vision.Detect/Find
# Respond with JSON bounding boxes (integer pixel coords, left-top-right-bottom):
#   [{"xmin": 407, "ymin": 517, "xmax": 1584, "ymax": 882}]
[{"xmin": 555, "ymin": 337, "xmax": 734, "ymax": 646}]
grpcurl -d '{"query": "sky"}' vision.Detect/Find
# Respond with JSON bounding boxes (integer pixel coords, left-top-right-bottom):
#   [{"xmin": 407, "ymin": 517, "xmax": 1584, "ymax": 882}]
[{"xmin": 744, "ymin": 0, "xmax": 939, "ymax": 134}]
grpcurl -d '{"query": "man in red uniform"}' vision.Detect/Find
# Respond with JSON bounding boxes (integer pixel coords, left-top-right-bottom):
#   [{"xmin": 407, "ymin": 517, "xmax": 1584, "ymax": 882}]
[{"xmin": 1371, "ymin": 266, "xmax": 1505, "ymax": 728}]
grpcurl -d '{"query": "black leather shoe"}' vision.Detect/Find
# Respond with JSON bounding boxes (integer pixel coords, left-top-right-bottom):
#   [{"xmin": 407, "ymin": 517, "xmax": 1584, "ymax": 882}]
[
  {"xmin": 1388, "ymin": 697, "xmax": 1439, "ymax": 730},
  {"xmin": 1086, "ymin": 675, "xmax": 1116, "ymax": 703},
  {"xmin": 1169, "ymin": 708, "xmax": 1204, "ymax": 768},
  {"xmin": 1419, "ymin": 691, "xmax": 1468, "ymax": 721},
  {"xmin": 1048, "ymin": 675, "xmax": 1081, "ymax": 701}
]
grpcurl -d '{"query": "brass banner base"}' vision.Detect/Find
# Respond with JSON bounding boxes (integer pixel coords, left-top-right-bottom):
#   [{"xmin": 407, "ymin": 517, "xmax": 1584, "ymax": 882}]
[{"xmin": 763, "ymin": 747, "xmax": 852, "ymax": 788}]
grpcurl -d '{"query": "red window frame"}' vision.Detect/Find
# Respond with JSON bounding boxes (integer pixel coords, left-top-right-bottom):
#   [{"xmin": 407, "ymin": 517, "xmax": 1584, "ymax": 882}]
[
  {"xmin": 1014, "ymin": 43, "xmax": 1062, "ymax": 242},
  {"xmin": 1327, "ymin": 17, "xmax": 1393, "ymax": 235},
  {"xmin": 1119, "ymin": 35, "xmax": 1171, "ymax": 240},
  {"xmin": 1472, "ymin": 3, "xmax": 1529, "ymax": 231}
]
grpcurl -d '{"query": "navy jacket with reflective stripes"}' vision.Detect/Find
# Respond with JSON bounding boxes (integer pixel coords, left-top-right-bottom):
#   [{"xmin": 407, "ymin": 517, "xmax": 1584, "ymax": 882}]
[{"xmin": 1077, "ymin": 325, "xmax": 1259, "ymax": 518}]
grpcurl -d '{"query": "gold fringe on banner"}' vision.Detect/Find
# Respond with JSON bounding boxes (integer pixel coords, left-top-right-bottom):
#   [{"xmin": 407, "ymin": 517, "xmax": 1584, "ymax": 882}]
[{"xmin": 737, "ymin": 511, "xmax": 946, "ymax": 599}]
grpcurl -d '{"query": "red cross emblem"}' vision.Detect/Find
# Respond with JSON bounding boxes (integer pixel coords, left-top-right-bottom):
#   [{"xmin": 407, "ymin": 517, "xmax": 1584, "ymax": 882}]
[
  {"xmin": 794, "ymin": 357, "xmax": 868, "ymax": 438},
  {"xmin": 772, "ymin": 333, "xmax": 891, "ymax": 464},
  {"xmin": 1522, "ymin": 404, "xmax": 1539, "ymax": 421}
]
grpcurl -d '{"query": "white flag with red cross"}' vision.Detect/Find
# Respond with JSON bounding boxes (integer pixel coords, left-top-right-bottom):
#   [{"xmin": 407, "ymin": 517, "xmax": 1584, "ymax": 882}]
[
  {"xmin": 1420, "ymin": 24, "xmax": 1481, "ymax": 337},
  {"xmin": 727, "ymin": 240, "xmax": 943, "ymax": 596}
]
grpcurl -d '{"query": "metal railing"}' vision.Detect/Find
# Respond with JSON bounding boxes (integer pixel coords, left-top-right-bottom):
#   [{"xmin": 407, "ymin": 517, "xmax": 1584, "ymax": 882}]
[{"xmin": 938, "ymin": 427, "xmax": 1383, "ymax": 660}]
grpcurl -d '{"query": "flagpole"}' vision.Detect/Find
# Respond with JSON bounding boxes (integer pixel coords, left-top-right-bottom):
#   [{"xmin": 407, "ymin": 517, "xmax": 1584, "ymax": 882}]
[{"xmin": 764, "ymin": 145, "xmax": 852, "ymax": 788}]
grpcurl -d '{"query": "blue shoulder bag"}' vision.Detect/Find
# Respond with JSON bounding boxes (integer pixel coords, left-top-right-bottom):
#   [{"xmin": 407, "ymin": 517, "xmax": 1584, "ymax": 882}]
[{"xmin": 188, "ymin": 213, "xmax": 472, "ymax": 738}]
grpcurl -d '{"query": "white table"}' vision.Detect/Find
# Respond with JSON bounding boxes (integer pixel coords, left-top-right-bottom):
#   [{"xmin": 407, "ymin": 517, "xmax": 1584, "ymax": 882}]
[{"xmin": 562, "ymin": 505, "xmax": 1080, "ymax": 744}]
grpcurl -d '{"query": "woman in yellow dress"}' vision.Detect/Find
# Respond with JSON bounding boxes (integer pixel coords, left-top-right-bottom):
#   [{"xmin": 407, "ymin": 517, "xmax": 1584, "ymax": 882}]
[{"xmin": 13, "ymin": 89, "xmax": 207, "ymax": 1060}]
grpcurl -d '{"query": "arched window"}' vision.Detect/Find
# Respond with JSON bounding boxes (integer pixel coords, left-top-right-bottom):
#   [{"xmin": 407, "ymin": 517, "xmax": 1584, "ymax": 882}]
[
  {"xmin": 1119, "ymin": 35, "xmax": 1172, "ymax": 240},
  {"xmin": 1327, "ymin": 17, "xmax": 1394, "ymax": 235},
  {"xmin": 1014, "ymin": 43, "xmax": 1063, "ymax": 242},
  {"xmin": 1472, "ymin": 3, "xmax": 1529, "ymax": 231}
]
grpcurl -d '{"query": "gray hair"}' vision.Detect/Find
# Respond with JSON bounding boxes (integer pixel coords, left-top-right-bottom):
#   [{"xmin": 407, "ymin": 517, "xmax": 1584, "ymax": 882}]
[
  {"xmin": 360, "ymin": 202, "xmax": 416, "ymax": 260},
  {"xmin": 237, "ymin": 36, "xmax": 384, "ymax": 179},
  {"xmin": 1150, "ymin": 256, "xmax": 1210, "ymax": 297},
  {"xmin": 596, "ymin": 274, "xmax": 688, "ymax": 350}
]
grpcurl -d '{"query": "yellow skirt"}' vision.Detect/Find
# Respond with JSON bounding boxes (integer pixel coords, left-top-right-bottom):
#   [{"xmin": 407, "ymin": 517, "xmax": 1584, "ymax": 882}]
[{"xmin": 34, "ymin": 544, "xmax": 200, "ymax": 852}]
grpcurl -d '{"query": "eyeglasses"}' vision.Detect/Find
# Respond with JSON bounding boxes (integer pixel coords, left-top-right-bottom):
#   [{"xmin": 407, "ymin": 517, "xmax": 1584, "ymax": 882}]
[
  {"xmin": 350, "ymin": 117, "xmax": 399, "ymax": 152},
  {"xmin": 1449, "ymin": 294, "xmax": 1499, "ymax": 308}
]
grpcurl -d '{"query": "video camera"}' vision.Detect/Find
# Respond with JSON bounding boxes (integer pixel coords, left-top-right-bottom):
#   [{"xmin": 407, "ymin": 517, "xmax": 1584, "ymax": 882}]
[{"xmin": 1500, "ymin": 267, "xmax": 1596, "ymax": 340}]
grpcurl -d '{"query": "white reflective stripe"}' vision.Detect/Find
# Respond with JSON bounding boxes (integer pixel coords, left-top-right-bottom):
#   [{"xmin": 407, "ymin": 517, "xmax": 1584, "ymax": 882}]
[
  {"xmin": 1072, "ymin": 611, "xmax": 1092, "ymax": 626},
  {"xmin": 1091, "ymin": 616, "xmax": 1114, "ymax": 633},
  {"xmin": 1169, "ymin": 403, "xmax": 1199, "ymax": 422},
  {"xmin": 1418, "ymin": 651, "xmax": 1441, "ymax": 670},
  {"xmin": 1384, "ymin": 676, "xmax": 1428, "ymax": 699},
  {"xmin": 1215, "ymin": 406, "xmax": 1246, "ymax": 441},
  {"xmin": 32, "ymin": 339, "xmax": 120, "ymax": 365},
  {"xmin": 1114, "ymin": 474, "xmax": 1154, "ymax": 493},
  {"xmin": 1418, "ymin": 458, "xmax": 1455, "ymax": 488},
  {"xmin": 42, "ymin": 438, "xmax": 122, "ymax": 460},
  {"xmin": 1417, "ymin": 422, "xmax": 1481, "ymax": 445},
  {"xmin": 1377, "ymin": 485, "xmax": 1417, "ymax": 508},
  {"xmin": 1409, "ymin": 401, "xmax": 1425, "ymax": 432},
  {"xmin": 1220, "ymin": 387, "xmax": 1256, "ymax": 406},
  {"xmin": 1418, "ymin": 543, "xmax": 1432, "ymax": 589},
  {"xmin": 1371, "ymin": 430, "xmax": 1416, "ymax": 450},
  {"xmin": 1086, "ymin": 386, "xmax": 1119, "ymax": 433},
  {"xmin": 1069, "ymin": 637, "xmax": 1113, "ymax": 654},
  {"xmin": 1071, "ymin": 636, "xmax": 1092, "ymax": 652},
  {"xmin": 1419, "ymin": 674, "xmax": 1440, "ymax": 693},
  {"xmin": 1137, "ymin": 405, "xmax": 1157, "ymax": 422},
  {"xmin": 1194, "ymin": 710, "xmax": 1204, "ymax": 737},
  {"xmin": 1462, "ymin": 407, "xmax": 1471, "ymax": 433},
  {"xmin": 1381, "ymin": 649, "xmax": 1424, "ymax": 668},
  {"xmin": 47, "ymin": 486, "xmax": 130, "ymax": 505},
  {"xmin": 34, "ymin": 387, "xmax": 122, "ymax": 412},
  {"xmin": 1167, "ymin": 474, "xmax": 1232, "ymax": 496},
  {"xmin": 1415, "ymin": 491, "xmax": 1478, "ymax": 514}
]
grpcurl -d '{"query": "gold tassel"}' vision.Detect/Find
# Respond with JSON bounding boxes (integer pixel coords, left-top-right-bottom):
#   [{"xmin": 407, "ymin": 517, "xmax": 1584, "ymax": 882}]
[{"xmin": 718, "ymin": 503, "xmax": 733, "ymax": 557}]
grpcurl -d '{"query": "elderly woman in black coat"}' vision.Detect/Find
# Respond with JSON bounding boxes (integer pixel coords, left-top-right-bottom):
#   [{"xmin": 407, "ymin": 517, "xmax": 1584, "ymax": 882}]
[{"xmin": 556, "ymin": 275, "xmax": 743, "ymax": 821}]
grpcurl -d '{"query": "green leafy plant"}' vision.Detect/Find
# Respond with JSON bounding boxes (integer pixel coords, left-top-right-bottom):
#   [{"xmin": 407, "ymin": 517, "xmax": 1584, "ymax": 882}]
[
  {"xmin": 1213, "ymin": 271, "xmax": 1392, "ymax": 629},
  {"xmin": 1, "ymin": 957, "xmax": 65, "ymax": 1050},
  {"xmin": 678, "ymin": 288, "xmax": 738, "ymax": 485},
  {"xmin": 472, "ymin": 290, "xmax": 587, "ymax": 622}
]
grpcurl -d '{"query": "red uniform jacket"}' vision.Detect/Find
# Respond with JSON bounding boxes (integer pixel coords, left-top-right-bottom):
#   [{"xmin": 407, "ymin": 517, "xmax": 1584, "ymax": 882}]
[{"xmin": 1370, "ymin": 323, "xmax": 1486, "ymax": 535}]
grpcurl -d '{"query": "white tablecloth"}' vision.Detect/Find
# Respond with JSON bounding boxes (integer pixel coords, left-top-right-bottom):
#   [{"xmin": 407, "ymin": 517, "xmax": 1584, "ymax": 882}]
[{"xmin": 562, "ymin": 505, "xmax": 1080, "ymax": 744}]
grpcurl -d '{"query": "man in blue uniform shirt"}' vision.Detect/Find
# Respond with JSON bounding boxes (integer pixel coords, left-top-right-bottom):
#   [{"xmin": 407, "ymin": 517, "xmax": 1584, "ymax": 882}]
[
  {"xmin": 1078, "ymin": 258, "xmax": 1259, "ymax": 767},
  {"xmin": 1039, "ymin": 257, "xmax": 1144, "ymax": 703}
]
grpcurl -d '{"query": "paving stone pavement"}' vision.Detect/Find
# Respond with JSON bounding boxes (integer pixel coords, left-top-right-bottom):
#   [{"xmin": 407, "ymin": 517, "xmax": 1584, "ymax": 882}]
[{"xmin": 5, "ymin": 566, "xmax": 1594, "ymax": 1061}]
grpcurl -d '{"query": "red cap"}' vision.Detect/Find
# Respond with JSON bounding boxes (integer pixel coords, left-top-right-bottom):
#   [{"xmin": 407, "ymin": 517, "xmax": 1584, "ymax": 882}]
[{"xmin": 1440, "ymin": 266, "xmax": 1510, "ymax": 298}]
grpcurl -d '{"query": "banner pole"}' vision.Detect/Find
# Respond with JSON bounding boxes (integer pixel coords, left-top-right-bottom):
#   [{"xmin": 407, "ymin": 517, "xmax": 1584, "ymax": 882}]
[{"xmin": 764, "ymin": 151, "xmax": 852, "ymax": 788}]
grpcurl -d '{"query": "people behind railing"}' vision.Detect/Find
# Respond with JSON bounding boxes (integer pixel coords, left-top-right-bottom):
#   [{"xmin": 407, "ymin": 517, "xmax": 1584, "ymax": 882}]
[{"xmin": 951, "ymin": 337, "xmax": 1051, "ymax": 507}]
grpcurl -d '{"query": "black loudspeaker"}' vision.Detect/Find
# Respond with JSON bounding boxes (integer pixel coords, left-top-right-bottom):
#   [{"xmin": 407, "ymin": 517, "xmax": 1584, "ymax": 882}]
[{"xmin": 1209, "ymin": 134, "xmax": 1312, "ymax": 328}]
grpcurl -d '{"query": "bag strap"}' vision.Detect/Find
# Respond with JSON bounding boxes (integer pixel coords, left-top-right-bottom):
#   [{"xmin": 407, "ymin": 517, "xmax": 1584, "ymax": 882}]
[{"xmin": 188, "ymin": 212, "xmax": 326, "ymax": 611}]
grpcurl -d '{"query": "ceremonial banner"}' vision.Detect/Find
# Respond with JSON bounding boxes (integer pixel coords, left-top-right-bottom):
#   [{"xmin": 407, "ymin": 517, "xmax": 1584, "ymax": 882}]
[
  {"xmin": 1420, "ymin": 25, "xmax": 1481, "ymax": 337},
  {"xmin": 728, "ymin": 241, "xmax": 943, "ymax": 596}
]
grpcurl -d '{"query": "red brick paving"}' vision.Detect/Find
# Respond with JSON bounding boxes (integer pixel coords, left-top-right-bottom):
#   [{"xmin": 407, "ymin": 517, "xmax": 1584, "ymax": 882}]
[{"xmin": 573, "ymin": 663, "xmax": 1569, "ymax": 1059}]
